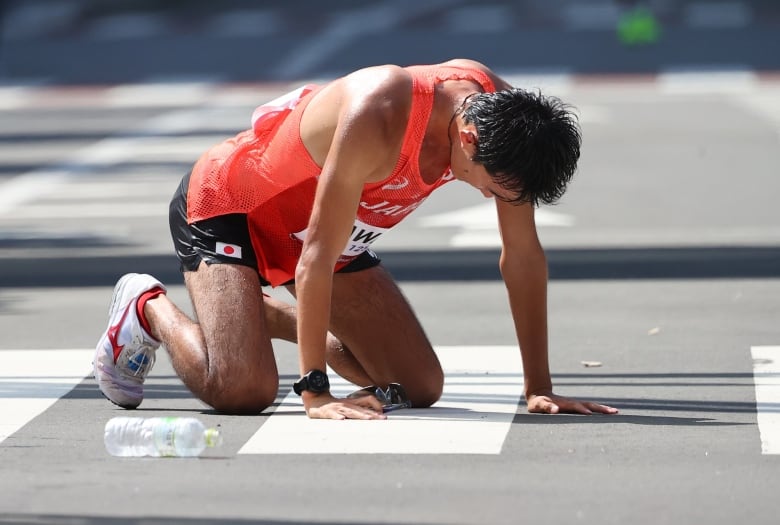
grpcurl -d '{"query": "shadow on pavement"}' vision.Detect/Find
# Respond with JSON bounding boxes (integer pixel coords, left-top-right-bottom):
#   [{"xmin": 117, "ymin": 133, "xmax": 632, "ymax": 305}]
[
  {"xmin": 514, "ymin": 413, "xmax": 748, "ymax": 426},
  {"xmin": 1, "ymin": 245, "xmax": 779, "ymax": 288},
  {"xmin": 59, "ymin": 369, "xmax": 762, "ymax": 424}
]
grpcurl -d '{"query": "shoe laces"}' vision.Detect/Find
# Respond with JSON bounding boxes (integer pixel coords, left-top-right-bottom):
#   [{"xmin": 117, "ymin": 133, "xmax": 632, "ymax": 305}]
[{"xmin": 120, "ymin": 342, "xmax": 157, "ymax": 379}]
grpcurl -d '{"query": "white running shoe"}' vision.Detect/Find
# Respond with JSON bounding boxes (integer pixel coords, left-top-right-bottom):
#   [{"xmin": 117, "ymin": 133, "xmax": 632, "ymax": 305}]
[{"xmin": 94, "ymin": 273, "xmax": 166, "ymax": 409}]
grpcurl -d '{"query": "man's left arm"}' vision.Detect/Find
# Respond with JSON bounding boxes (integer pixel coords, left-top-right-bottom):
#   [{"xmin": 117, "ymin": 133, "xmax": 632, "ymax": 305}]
[{"xmin": 496, "ymin": 199, "xmax": 618, "ymax": 415}]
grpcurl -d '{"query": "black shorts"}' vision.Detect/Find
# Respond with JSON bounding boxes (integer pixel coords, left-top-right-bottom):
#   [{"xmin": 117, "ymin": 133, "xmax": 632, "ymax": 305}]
[{"xmin": 169, "ymin": 172, "xmax": 381, "ymax": 286}]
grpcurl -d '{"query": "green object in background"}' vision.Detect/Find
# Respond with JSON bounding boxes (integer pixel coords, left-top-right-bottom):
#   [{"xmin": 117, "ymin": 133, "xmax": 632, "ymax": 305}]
[{"xmin": 617, "ymin": 7, "xmax": 661, "ymax": 45}]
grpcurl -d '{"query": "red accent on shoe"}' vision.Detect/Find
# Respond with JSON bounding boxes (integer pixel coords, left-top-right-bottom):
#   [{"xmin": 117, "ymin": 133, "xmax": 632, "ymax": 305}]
[
  {"xmin": 136, "ymin": 287, "xmax": 165, "ymax": 338},
  {"xmin": 108, "ymin": 304, "xmax": 133, "ymax": 363}
]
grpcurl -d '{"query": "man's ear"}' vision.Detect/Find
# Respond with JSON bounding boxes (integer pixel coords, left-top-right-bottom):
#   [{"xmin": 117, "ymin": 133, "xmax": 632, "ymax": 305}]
[{"xmin": 459, "ymin": 128, "xmax": 478, "ymax": 156}]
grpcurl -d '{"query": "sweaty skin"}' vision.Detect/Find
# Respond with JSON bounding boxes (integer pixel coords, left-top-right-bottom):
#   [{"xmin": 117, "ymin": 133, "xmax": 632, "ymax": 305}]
[{"xmin": 291, "ymin": 59, "xmax": 618, "ymax": 418}]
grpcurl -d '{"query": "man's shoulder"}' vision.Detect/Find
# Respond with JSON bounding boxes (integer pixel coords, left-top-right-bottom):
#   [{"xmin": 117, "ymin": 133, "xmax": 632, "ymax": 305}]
[
  {"xmin": 343, "ymin": 65, "xmax": 412, "ymax": 98},
  {"xmin": 439, "ymin": 58, "xmax": 491, "ymax": 72},
  {"xmin": 335, "ymin": 65, "xmax": 413, "ymax": 122}
]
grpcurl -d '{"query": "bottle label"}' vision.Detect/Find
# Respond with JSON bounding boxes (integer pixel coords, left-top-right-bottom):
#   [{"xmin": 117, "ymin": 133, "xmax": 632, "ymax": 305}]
[{"xmin": 152, "ymin": 417, "xmax": 179, "ymax": 457}]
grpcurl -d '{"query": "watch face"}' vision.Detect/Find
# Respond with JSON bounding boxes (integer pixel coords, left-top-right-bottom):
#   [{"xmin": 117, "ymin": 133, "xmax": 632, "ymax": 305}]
[{"xmin": 309, "ymin": 370, "xmax": 329, "ymax": 392}]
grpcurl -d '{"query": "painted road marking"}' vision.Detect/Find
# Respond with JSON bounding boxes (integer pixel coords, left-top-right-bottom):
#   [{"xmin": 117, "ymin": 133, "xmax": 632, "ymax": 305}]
[
  {"xmin": 419, "ymin": 203, "xmax": 574, "ymax": 248},
  {"xmin": 659, "ymin": 70, "xmax": 758, "ymax": 94},
  {"xmin": 4, "ymin": 346, "xmax": 779, "ymax": 456},
  {"xmin": 502, "ymin": 73, "xmax": 573, "ymax": 97},
  {"xmin": 751, "ymin": 346, "xmax": 780, "ymax": 455},
  {"xmin": 0, "ymin": 109, "xmax": 212, "ymax": 217},
  {"xmin": 0, "ymin": 349, "xmax": 94, "ymax": 444},
  {"xmin": 735, "ymin": 87, "xmax": 780, "ymax": 143},
  {"xmin": 238, "ymin": 345, "xmax": 523, "ymax": 455}
]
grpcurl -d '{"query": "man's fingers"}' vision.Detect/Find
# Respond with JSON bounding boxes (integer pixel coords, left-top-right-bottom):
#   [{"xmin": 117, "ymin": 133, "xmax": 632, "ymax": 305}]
[
  {"xmin": 575, "ymin": 404, "xmax": 593, "ymax": 415},
  {"xmin": 349, "ymin": 394, "xmax": 385, "ymax": 412},
  {"xmin": 309, "ymin": 406, "xmax": 345, "ymax": 420},
  {"xmin": 528, "ymin": 395, "xmax": 618, "ymax": 415},
  {"xmin": 529, "ymin": 396, "xmax": 559, "ymax": 414},
  {"xmin": 309, "ymin": 401, "xmax": 387, "ymax": 420},
  {"xmin": 588, "ymin": 402, "xmax": 619, "ymax": 414}
]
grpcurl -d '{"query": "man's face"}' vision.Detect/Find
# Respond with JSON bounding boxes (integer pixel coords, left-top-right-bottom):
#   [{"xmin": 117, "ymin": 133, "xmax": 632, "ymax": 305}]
[
  {"xmin": 450, "ymin": 126, "xmax": 518, "ymax": 201},
  {"xmin": 452, "ymin": 159, "xmax": 518, "ymax": 201}
]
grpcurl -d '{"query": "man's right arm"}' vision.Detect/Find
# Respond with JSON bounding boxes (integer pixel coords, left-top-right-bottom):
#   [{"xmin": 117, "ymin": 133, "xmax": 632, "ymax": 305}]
[{"xmin": 294, "ymin": 69, "xmax": 411, "ymax": 419}]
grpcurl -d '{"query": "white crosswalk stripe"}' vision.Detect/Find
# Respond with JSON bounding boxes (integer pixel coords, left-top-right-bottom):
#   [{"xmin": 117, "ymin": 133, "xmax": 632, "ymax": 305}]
[
  {"xmin": 0, "ymin": 109, "xmax": 225, "ymax": 221},
  {"xmin": 3, "ymin": 345, "xmax": 780, "ymax": 455},
  {"xmin": 239, "ymin": 346, "xmax": 523, "ymax": 455},
  {"xmin": 0, "ymin": 350, "xmax": 94, "ymax": 444},
  {"xmin": 0, "ymin": 346, "xmax": 524, "ymax": 454},
  {"xmin": 418, "ymin": 203, "xmax": 575, "ymax": 248},
  {"xmin": 751, "ymin": 346, "xmax": 780, "ymax": 455}
]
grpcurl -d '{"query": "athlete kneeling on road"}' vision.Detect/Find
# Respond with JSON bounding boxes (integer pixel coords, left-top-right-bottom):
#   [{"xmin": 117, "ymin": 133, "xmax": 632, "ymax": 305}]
[{"xmin": 93, "ymin": 58, "xmax": 619, "ymax": 419}]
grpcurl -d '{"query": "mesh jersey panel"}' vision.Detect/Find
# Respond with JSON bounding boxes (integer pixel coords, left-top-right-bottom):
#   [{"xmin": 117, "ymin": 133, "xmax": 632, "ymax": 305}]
[{"xmin": 187, "ymin": 130, "xmax": 269, "ymax": 221}]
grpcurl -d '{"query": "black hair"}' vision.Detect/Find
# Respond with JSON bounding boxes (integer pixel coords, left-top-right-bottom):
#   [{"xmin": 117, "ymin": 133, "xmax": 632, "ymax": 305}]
[{"xmin": 461, "ymin": 88, "xmax": 582, "ymax": 206}]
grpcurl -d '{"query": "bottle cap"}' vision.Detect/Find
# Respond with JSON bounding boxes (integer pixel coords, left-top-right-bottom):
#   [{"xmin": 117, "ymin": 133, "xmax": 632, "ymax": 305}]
[{"xmin": 204, "ymin": 428, "xmax": 223, "ymax": 448}]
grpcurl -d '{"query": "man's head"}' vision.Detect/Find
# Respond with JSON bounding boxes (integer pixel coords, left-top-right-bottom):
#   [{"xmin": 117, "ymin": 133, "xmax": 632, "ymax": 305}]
[{"xmin": 461, "ymin": 88, "xmax": 582, "ymax": 206}]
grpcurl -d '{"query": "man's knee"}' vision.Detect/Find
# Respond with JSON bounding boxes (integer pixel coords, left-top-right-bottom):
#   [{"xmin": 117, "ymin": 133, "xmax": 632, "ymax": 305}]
[
  {"xmin": 408, "ymin": 368, "xmax": 444, "ymax": 408},
  {"xmin": 204, "ymin": 374, "xmax": 279, "ymax": 415}
]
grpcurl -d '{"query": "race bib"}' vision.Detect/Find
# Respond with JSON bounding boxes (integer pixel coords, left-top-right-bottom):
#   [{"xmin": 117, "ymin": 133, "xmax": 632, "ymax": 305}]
[{"xmin": 293, "ymin": 219, "xmax": 388, "ymax": 257}]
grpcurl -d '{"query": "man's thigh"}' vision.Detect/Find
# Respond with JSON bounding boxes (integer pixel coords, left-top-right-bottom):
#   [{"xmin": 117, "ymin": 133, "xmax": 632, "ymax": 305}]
[
  {"xmin": 183, "ymin": 262, "xmax": 278, "ymax": 401},
  {"xmin": 328, "ymin": 264, "xmax": 443, "ymax": 406}
]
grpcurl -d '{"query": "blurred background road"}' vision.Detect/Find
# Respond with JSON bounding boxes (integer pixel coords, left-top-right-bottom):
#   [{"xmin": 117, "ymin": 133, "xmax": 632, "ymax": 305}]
[
  {"xmin": 1, "ymin": 2, "xmax": 779, "ymax": 525},
  {"xmin": 2, "ymin": 0, "xmax": 780, "ymax": 84}
]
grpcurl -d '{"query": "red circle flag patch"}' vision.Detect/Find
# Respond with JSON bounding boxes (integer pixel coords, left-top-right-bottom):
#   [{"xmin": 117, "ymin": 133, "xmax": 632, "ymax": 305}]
[{"xmin": 215, "ymin": 242, "xmax": 242, "ymax": 259}]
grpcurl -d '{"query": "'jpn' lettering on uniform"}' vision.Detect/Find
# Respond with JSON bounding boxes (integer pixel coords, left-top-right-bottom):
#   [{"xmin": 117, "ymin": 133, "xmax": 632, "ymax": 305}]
[{"xmin": 359, "ymin": 200, "xmax": 424, "ymax": 217}]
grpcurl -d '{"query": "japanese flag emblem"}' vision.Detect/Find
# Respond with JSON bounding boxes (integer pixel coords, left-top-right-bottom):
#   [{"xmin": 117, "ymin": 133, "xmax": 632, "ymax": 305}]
[{"xmin": 216, "ymin": 242, "xmax": 242, "ymax": 259}]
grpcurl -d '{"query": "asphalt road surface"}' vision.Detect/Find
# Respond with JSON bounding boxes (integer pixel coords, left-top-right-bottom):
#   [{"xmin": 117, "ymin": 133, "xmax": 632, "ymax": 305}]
[{"xmin": 1, "ymin": 72, "xmax": 779, "ymax": 524}]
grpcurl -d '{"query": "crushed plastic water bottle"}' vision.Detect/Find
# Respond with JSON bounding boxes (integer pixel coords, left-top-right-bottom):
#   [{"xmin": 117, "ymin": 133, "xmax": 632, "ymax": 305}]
[{"xmin": 104, "ymin": 417, "xmax": 222, "ymax": 457}]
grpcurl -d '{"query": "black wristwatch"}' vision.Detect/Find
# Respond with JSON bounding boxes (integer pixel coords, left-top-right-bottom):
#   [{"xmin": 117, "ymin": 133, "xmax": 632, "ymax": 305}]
[{"xmin": 293, "ymin": 369, "xmax": 330, "ymax": 395}]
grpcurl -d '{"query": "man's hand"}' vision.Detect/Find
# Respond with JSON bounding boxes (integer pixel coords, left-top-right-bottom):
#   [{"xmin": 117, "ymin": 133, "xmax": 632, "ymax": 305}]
[
  {"xmin": 527, "ymin": 392, "xmax": 618, "ymax": 415},
  {"xmin": 304, "ymin": 392, "xmax": 387, "ymax": 420}
]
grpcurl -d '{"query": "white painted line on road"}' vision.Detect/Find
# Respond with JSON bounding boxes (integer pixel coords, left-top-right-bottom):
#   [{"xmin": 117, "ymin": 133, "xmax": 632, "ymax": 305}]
[
  {"xmin": 450, "ymin": 230, "xmax": 502, "ymax": 248},
  {"xmin": 0, "ymin": 169, "xmax": 73, "ymax": 216},
  {"xmin": 420, "ymin": 203, "xmax": 574, "ymax": 229},
  {"xmin": 419, "ymin": 202, "xmax": 497, "ymax": 229},
  {"xmin": 502, "ymin": 72, "xmax": 573, "ymax": 97},
  {"xmin": 53, "ymin": 181, "xmax": 175, "ymax": 199},
  {"xmin": 238, "ymin": 345, "xmax": 523, "ymax": 455},
  {"xmin": 419, "ymin": 203, "xmax": 574, "ymax": 248},
  {"xmin": 659, "ymin": 70, "xmax": 758, "ymax": 94},
  {"xmin": 734, "ymin": 88, "xmax": 780, "ymax": 143},
  {"xmin": 10, "ymin": 202, "xmax": 167, "ymax": 219},
  {"xmin": 0, "ymin": 86, "xmax": 36, "ymax": 110},
  {"xmin": 0, "ymin": 349, "xmax": 93, "ymax": 444},
  {"xmin": 106, "ymin": 82, "xmax": 215, "ymax": 108},
  {"xmin": 577, "ymin": 105, "xmax": 613, "ymax": 124},
  {"xmin": 751, "ymin": 346, "xmax": 780, "ymax": 455},
  {"xmin": 0, "ymin": 109, "xmax": 213, "ymax": 217},
  {"xmin": 536, "ymin": 208, "xmax": 576, "ymax": 227}
]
